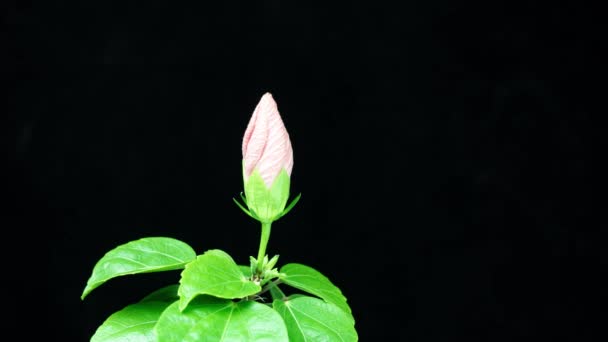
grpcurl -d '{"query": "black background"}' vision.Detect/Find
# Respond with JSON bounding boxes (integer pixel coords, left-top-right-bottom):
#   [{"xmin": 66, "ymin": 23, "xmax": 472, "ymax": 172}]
[{"xmin": 5, "ymin": 0, "xmax": 603, "ymax": 340}]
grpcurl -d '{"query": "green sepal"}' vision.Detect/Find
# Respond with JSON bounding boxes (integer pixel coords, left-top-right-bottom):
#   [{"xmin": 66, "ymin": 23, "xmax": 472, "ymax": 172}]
[
  {"xmin": 268, "ymin": 168, "xmax": 291, "ymax": 217},
  {"xmin": 276, "ymin": 193, "xmax": 301, "ymax": 220},
  {"xmin": 243, "ymin": 168, "xmax": 291, "ymax": 223},
  {"xmin": 266, "ymin": 254, "xmax": 279, "ymax": 270},
  {"xmin": 232, "ymin": 195, "xmax": 259, "ymax": 220},
  {"xmin": 248, "ymin": 254, "xmax": 282, "ymax": 286},
  {"xmin": 249, "ymin": 256, "xmax": 258, "ymax": 278},
  {"xmin": 239, "ymin": 191, "xmax": 248, "ymax": 204}
]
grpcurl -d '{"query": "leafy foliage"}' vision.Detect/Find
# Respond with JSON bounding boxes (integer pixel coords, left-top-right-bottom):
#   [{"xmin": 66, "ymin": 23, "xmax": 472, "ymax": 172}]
[
  {"xmin": 280, "ymin": 263, "xmax": 353, "ymax": 316},
  {"xmin": 274, "ymin": 296, "xmax": 357, "ymax": 342},
  {"xmin": 156, "ymin": 297, "xmax": 289, "ymax": 342},
  {"xmin": 177, "ymin": 249, "xmax": 260, "ymax": 310},
  {"xmin": 83, "ymin": 239, "xmax": 357, "ymax": 341},
  {"xmin": 90, "ymin": 301, "xmax": 171, "ymax": 342},
  {"xmin": 82, "ymin": 237, "xmax": 196, "ymax": 299}
]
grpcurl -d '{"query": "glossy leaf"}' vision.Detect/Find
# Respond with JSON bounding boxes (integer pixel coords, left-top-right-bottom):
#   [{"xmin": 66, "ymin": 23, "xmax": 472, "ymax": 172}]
[
  {"xmin": 155, "ymin": 297, "xmax": 226, "ymax": 342},
  {"xmin": 156, "ymin": 297, "xmax": 288, "ymax": 342},
  {"xmin": 91, "ymin": 300, "xmax": 171, "ymax": 342},
  {"xmin": 178, "ymin": 249, "xmax": 260, "ymax": 310},
  {"xmin": 280, "ymin": 263, "xmax": 352, "ymax": 315},
  {"xmin": 140, "ymin": 284, "xmax": 179, "ymax": 303},
  {"xmin": 273, "ymin": 296, "xmax": 358, "ymax": 342},
  {"xmin": 238, "ymin": 265, "xmax": 252, "ymax": 278},
  {"xmin": 82, "ymin": 237, "xmax": 196, "ymax": 299}
]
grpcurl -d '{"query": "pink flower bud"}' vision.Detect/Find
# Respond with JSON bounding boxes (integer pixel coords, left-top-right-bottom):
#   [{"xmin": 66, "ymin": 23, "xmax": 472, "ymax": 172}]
[{"xmin": 242, "ymin": 93, "xmax": 293, "ymax": 188}]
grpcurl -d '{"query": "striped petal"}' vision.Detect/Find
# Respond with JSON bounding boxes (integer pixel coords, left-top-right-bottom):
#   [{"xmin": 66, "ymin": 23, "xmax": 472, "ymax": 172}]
[{"xmin": 242, "ymin": 93, "xmax": 293, "ymax": 188}]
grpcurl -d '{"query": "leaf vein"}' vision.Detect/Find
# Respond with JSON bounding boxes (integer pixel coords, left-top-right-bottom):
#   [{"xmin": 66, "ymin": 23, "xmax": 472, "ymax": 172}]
[{"xmin": 289, "ymin": 305, "xmax": 345, "ymax": 342}]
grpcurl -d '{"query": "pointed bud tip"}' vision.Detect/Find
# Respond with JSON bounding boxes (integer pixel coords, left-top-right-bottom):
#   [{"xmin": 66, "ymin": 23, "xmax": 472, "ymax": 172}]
[{"xmin": 260, "ymin": 92, "xmax": 276, "ymax": 105}]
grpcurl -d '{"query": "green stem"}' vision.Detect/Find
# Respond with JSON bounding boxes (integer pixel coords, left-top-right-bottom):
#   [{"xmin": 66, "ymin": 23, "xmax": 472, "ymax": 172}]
[
  {"xmin": 256, "ymin": 221, "xmax": 272, "ymax": 273},
  {"xmin": 258, "ymin": 279, "xmax": 283, "ymax": 296},
  {"xmin": 269, "ymin": 282, "xmax": 286, "ymax": 301}
]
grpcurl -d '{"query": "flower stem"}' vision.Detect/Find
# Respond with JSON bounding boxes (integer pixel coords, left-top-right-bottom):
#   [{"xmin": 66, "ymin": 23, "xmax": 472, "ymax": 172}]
[
  {"xmin": 256, "ymin": 221, "xmax": 272, "ymax": 273},
  {"xmin": 258, "ymin": 279, "xmax": 283, "ymax": 296}
]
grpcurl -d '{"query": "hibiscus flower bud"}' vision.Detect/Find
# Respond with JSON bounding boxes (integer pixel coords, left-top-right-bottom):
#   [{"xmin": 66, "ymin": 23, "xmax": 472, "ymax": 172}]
[{"xmin": 241, "ymin": 93, "xmax": 294, "ymax": 223}]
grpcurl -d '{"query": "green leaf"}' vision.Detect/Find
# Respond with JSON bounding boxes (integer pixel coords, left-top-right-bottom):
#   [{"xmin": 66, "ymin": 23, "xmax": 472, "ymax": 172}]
[
  {"xmin": 238, "ymin": 265, "xmax": 252, "ymax": 278},
  {"xmin": 155, "ymin": 297, "xmax": 226, "ymax": 342},
  {"xmin": 273, "ymin": 296, "xmax": 358, "ymax": 342},
  {"xmin": 140, "ymin": 284, "xmax": 179, "ymax": 303},
  {"xmin": 178, "ymin": 249, "xmax": 261, "ymax": 310},
  {"xmin": 82, "ymin": 237, "xmax": 197, "ymax": 299},
  {"xmin": 280, "ymin": 263, "xmax": 352, "ymax": 315},
  {"xmin": 91, "ymin": 300, "xmax": 172, "ymax": 342},
  {"xmin": 156, "ymin": 297, "xmax": 289, "ymax": 342}
]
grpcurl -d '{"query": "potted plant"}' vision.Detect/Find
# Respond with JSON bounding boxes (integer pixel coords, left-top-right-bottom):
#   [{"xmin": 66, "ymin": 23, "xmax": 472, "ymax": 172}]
[{"xmin": 81, "ymin": 93, "xmax": 358, "ymax": 341}]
